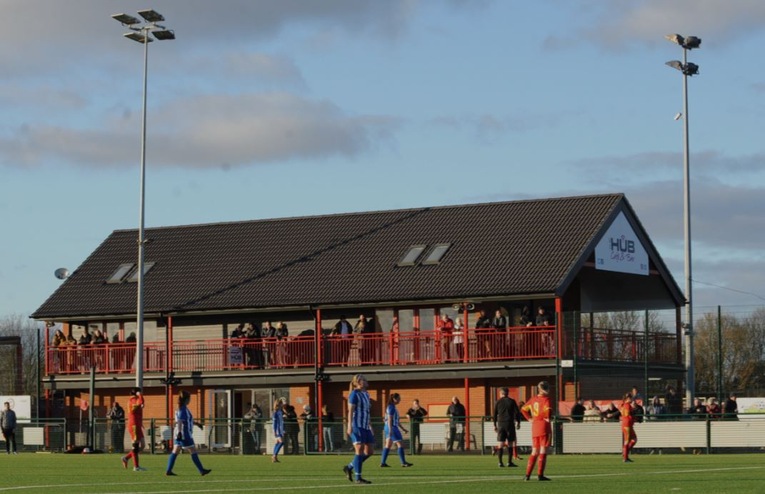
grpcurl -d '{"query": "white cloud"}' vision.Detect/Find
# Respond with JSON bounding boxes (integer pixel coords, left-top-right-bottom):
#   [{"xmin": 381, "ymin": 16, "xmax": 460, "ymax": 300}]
[{"xmin": 0, "ymin": 93, "xmax": 402, "ymax": 168}]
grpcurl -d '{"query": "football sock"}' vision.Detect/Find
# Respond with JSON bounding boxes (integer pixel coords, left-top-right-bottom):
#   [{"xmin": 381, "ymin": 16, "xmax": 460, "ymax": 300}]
[
  {"xmin": 526, "ymin": 454, "xmax": 538, "ymax": 477},
  {"xmin": 397, "ymin": 447, "xmax": 406, "ymax": 464},
  {"xmin": 166, "ymin": 452, "xmax": 178, "ymax": 473},
  {"xmin": 352, "ymin": 455, "xmax": 362, "ymax": 478},
  {"xmin": 512, "ymin": 445, "xmax": 519, "ymax": 458},
  {"xmin": 381, "ymin": 448, "xmax": 390, "ymax": 465},
  {"xmin": 498, "ymin": 447, "xmax": 504, "ymax": 463},
  {"xmin": 538, "ymin": 454, "xmax": 547, "ymax": 476},
  {"xmin": 191, "ymin": 453, "xmax": 204, "ymax": 473}
]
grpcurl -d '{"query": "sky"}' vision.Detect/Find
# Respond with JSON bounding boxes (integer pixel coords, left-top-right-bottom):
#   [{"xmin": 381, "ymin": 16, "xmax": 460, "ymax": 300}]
[{"xmin": 1, "ymin": 0, "xmax": 764, "ymax": 322}]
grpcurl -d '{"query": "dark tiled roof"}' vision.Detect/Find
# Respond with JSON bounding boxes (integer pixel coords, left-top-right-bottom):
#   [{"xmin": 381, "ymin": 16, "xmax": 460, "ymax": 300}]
[{"xmin": 32, "ymin": 193, "xmax": 658, "ymax": 319}]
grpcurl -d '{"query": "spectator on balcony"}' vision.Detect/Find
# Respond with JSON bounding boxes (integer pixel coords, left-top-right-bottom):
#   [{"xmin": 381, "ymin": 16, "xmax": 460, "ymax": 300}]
[
  {"xmin": 230, "ymin": 323, "xmax": 245, "ymax": 339},
  {"xmin": 476, "ymin": 309, "xmax": 492, "ymax": 359},
  {"xmin": 491, "ymin": 309, "xmax": 508, "ymax": 359},
  {"xmin": 602, "ymin": 402, "xmax": 621, "ymax": 422},
  {"xmin": 706, "ymin": 397, "xmax": 722, "ymax": 420},
  {"xmin": 437, "ymin": 313, "xmax": 454, "ymax": 362},
  {"xmin": 331, "ymin": 315, "xmax": 353, "ymax": 366},
  {"xmin": 354, "ymin": 315, "xmax": 375, "ymax": 365},
  {"xmin": 263, "ymin": 321, "xmax": 276, "ymax": 367},
  {"xmin": 453, "ymin": 316, "xmax": 465, "ymax": 362},
  {"xmin": 723, "ymin": 393, "xmax": 738, "ymax": 420},
  {"xmin": 52, "ymin": 329, "xmax": 66, "ymax": 373},
  {"xmin": 687, "ymin": 398, "xmax": 706, "ymax": 419},
  {"xmin": 583, "ymin": 400, "xmax": 602, "ymax": 422},
  {"xmin": 446, "ymin": 396, "xmax": 466, "ymax": 452},
  {"xmin": 244, "ymin": 322, "xmax": 263, "ymax": 368},
  {"xmin": 519, "ymin": 306, "xmax": 533, "ymax": 327},
  {"xmin": 78, "ymin": 329, "xmax": 92, "ymax": 345},
  {"xmin": 406, "ymin": 399, "xmax": 428, "ymax": 454},
  {"xmin": 535, "ymin": 307, "xmax": 550, "ymax": 326},
  {"xmin": 275, "ymin": 322, "xmax": 289, "ymax": 367}
]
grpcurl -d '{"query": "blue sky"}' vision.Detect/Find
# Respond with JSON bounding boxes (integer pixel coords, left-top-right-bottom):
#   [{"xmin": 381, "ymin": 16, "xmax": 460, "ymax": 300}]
[{"xmin": 1, "ymin": 0, "xmax": 764, "ymax": 320}]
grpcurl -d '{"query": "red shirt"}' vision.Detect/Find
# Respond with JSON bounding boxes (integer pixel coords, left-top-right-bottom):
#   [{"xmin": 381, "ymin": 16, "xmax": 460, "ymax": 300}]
[
  {"xmin": 438, "ymin": 317, "xmax": 454, "ymax": 334},
  {"xmin": 127, "ymin": 395, "xmax": 144, "ymax": 427},
  {"xmin": 521, "ymin": 394, "xmax": 552, "ymax": 437},
  {"xmin": 620, "ymin": 401, "xmax": 634, "ymax": 427}
]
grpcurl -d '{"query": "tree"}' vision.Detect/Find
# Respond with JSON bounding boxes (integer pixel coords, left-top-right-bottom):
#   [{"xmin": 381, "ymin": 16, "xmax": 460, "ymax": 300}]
[
  {"xmin": 0, "ymin": 314, "xmax": 44, "ymax": 399},
  {"xmin": 693, "ymin": 307, "xmax": 765, "ymax": 396}
]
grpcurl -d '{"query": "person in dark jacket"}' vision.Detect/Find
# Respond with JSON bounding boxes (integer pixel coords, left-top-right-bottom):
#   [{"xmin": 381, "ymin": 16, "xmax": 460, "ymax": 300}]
[
  {"xmin": 0, "ymin": 402, "xmax": 18, "ymax": 454},
  {"xmin": 446, "ymin": 396, "xmax": 466, "ymax": 452},
  {"xmin": 492, "ymin": 387, "xmax": 521, "ymax": 467}
]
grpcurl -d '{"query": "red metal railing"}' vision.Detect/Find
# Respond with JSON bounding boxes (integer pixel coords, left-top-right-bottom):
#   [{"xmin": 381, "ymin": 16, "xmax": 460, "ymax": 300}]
[{"xmin": 45, "ymin": 325, "xmax": 676, "ymax": 376}]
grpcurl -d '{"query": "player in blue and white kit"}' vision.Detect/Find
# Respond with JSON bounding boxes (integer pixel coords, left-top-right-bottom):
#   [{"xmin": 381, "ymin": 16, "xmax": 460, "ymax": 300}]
[
  {"xmin": 271, "ymin": 399, "xmax": 286, "ymax": 462},
  {"xmin": 165, "ymin": 390, "xmax": 211, "ymax": 476},
  {"xmin": 342, "ymin": 374, "xmax": 374, "ymax": 484},
  {"xmin": 381, "ymin": 393, "xmax": 413, "ymax": 468}
]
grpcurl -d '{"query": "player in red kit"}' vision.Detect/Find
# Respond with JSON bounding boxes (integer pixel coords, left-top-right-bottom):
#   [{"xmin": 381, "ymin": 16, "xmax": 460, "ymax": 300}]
[
  {"xmin": 121, "ymin": 387, "xmax": 146, "ymax": 471},
  {"xmin": 620, "ymin": 392, "xmax": 637, "ymax": 463},
  {"xmin": 520, "ymin": 380, "xmax": 552, "ymax": 481}
]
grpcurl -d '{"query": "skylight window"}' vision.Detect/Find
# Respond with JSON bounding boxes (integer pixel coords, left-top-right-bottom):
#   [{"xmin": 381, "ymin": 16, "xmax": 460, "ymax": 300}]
[
  {"xmin": 398, "ymin": 245, "xmax": 426, "ymax": 266},
  {"xmin": 127, "ymin": 262, "xmax": 156, "ymax": 282},
  {"xmin": 106, "ymin": 263, "xmax": 135, "ymax": 284},
  {"xmin": 422, "ymin": 243, "xmax": 452, "ymax": 265}
]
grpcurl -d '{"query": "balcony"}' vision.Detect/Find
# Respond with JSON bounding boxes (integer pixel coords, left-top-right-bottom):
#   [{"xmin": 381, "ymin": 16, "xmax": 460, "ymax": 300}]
[{"xmin": 45, "ymin": 325, "xmax": 679, "ymax": 376}]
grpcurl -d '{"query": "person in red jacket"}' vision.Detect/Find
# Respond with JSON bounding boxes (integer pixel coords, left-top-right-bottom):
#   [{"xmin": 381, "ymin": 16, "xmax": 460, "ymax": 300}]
[
  {"xmin": 620, "ymin": 392, "xmax": 637, "ymax": 463},
  {"xmin": 121, "ymin": 387, "xmax": 146, "ymax": 471},
  {"xmin": 520, "ymin": 381, "xmax": 552, "ymax": 481}
]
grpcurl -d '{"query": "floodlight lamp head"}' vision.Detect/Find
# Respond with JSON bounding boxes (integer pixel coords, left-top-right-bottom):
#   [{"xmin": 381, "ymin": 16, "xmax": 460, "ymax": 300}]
[
  {"xmin": 124, "ymin": 32, "xmax": 153, "ymax": 43},
  {"xmin": 152, "ymin": 29, "xmax": 176, "ymax": 41},
  {"xmin": 665, "ymin": 60, "xmax": 683, "ymax": 72},
  {"xmin": 112, "ymin": 13, "xmax": 140, "ymax": 26},
  {"xmin": 674, "ymin": 112, "xmax": 683, "ymax": 121},
  {"xmin": 684, "ymin": 36, "xmax": 702, "ymax": 49},
  {"xmin": 665, "ymin": 34, "xmax": 684, "ymax": 46},
  {"xmin": 138, "ymin": 9, "xmax": 165, "ymax": 23},
  {"xmin": 683, "ymin": 62, "xmax": 699, "ymax": 76}
]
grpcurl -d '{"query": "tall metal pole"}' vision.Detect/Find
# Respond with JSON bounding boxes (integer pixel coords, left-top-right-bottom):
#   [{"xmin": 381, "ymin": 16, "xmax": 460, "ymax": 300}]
[
  {"xmin": 135, "ymin": 26, "xmax": 149, "ymax": 389},
  {"xmin": 681, "ymin": 45, "xmax": 694, "ymax": 406}
]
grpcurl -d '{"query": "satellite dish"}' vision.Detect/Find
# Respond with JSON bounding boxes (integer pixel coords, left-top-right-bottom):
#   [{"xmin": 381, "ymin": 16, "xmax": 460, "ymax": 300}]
[{"xmin": 54, "ymin": 267, "xmax": 70, "ymax": 280}]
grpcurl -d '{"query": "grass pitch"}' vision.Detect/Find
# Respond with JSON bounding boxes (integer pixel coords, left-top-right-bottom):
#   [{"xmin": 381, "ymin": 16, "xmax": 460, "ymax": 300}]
[{"xmin": 0, "ymin": 452, "xmax": 763, "ymax": 493}]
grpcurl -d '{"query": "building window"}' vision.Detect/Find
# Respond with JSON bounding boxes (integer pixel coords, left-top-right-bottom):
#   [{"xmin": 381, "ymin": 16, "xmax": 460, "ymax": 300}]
[
  {"xmin": 106, "ymin": 263, "xmax": 135, "ymax": 284},
  {"xmin": 397, "ymin": 245, "xmax": 426, "ymax": 266},
  {"xmin": 422, "ymin": 243, "xmax": 451, "ymax": 265},
  {"xmin": 127, "ymin": 262, "xmax": 156, "ymax": 282}
]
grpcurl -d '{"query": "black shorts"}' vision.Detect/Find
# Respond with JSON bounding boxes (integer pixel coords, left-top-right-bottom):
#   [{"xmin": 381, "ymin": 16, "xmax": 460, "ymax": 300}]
[{"xmin": 497, "ymin": 424, "xmax": 517, "ymax": 443}]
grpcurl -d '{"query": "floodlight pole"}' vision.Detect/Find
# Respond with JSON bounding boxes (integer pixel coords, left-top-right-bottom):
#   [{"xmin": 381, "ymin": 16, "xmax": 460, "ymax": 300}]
[
  {"xmin": 135, "ymin": 23, "xmax": 150, "ymax": 390},
  {"xmin": 665, "ymin": 34, "xmax": 700, "ymax": 406},
  {"xmin": 113, "ymin": 10, "xmax": 174, "ymax": 389}
]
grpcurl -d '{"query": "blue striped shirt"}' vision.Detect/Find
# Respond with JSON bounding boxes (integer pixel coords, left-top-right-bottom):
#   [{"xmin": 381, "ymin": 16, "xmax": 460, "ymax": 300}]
[
  {"xmin": 349, "ymin": 389, "xmax": 371, "ymax": 430},
  {"xmin": 174, "ymin": 405, "xmax": 193, "ymax": 441},
  {"xmin": 272, "ymin": 408, "xmax": 284, "ymax": 437},
  {"xmin": 384, "ymin": 403, "xmax": 400, "ymax": 429}
]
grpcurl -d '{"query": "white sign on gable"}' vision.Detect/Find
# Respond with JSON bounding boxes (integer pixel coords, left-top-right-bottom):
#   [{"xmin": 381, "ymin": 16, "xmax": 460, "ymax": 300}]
[{"xmin": 594, "ymin": 212, "xmax": 649, "ymax": 276}]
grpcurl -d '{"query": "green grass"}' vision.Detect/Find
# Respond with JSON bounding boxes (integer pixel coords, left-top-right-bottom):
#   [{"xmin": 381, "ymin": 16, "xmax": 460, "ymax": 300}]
[{"xmin": 0, "ymin": 452, "xmax": 764, "ymax": 493}]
